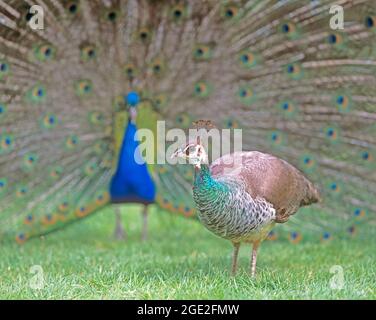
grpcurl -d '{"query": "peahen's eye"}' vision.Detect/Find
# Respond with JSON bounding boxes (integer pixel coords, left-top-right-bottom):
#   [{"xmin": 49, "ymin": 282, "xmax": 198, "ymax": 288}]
[
  {"xmin": 184, "ymin": 146, "xmax": 195, "ymax": 156},
  {"xmin": 188, "ymin": 146, "xmax": 197, "ymax": 155}
]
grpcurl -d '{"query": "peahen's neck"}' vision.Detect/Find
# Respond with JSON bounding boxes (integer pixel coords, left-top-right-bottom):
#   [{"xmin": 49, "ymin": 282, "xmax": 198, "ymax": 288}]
[
  {"xmin": 193, "ymin": 164, "xmax": 229, "ymax": 201},
  {"xmin": 194, "ymin": 164, "xmax": 210, "ymax": 185}
]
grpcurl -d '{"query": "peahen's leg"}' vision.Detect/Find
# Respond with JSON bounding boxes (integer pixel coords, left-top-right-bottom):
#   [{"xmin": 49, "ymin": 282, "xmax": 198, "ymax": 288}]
[
  {"xmin": 141, "ymin": 205, "xmax": 148, "ymax": 242},
  {"xmin": 113, "ymin": 206, "xmax": 126, "ymax": 240},
  {"xmin": 231, "ymin": 242, "xmax": 241, "ymax": 276},
  {"xmin": 250, "ymin": 241, "xmax": 260, "ymax": 277}
]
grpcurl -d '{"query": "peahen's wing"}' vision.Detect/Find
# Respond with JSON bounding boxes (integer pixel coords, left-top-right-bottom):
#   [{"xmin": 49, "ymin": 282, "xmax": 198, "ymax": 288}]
[{"xmin": 210, "ymin": 151, "xmax": 321, "ymax": 223}]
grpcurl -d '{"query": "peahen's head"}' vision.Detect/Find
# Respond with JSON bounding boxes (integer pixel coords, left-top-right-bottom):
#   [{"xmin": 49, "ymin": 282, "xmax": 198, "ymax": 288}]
[{"xmin": 171, "ymin": 140, "xmax": 208, "ymax": 169}]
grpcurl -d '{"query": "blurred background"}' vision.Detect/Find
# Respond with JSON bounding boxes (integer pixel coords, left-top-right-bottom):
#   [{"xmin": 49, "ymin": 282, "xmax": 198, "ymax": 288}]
[{"xmin": 0, "ymin": 0, "xmax": 375, "ymax": 299}]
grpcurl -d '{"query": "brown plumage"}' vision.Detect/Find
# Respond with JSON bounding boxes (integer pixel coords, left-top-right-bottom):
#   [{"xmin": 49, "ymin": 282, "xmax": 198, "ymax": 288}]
[
  {"xmin": 210, "ymin": 151, "xmax": 321, "ymax": 223},
  {"xmin": 173, "ymin": 142, "xmax": 321, "ymax": 277}
]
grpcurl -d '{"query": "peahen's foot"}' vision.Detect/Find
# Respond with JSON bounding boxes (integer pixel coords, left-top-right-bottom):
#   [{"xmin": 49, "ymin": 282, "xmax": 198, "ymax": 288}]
[
  {"xmin": 231, "ymin": 242, "xmax": 241, "ymax": 276},
  {"xmin": 249, "ymin": 241, "xmax": 260, "ymax": 278}
]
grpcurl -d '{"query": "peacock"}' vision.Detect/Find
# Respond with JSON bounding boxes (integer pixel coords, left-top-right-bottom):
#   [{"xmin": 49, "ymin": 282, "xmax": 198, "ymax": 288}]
[
  {"xmin": 0, "ymin": 0, "xmax": 375, "ymax": 250},
  {"xmin": 172, "ymin": 135, "xmax": 320, "ymax": 276},
  {"xmin": 110, "ymin": 93, "xmax": 156, "ymax": 240}
]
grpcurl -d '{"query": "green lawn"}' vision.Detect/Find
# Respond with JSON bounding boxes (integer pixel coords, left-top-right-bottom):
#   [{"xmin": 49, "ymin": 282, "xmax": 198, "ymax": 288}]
[{"xmin": 0, "ymin": 205, "xmax": 375, "ymax": 299}]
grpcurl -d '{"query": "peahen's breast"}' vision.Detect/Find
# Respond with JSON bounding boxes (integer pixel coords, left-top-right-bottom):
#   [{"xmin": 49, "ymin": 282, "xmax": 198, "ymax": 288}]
[{"xmin": 193, "ymin": 178, "xmax": 276, "ymax": 242}]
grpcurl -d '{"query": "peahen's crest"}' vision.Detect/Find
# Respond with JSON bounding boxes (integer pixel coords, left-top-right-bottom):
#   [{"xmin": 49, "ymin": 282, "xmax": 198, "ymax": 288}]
[{"xmin": 0, "ymin": 0, "xmax": 375, "ymax": 243}]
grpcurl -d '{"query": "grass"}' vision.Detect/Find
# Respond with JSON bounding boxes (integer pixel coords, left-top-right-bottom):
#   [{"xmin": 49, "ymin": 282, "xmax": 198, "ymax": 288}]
[{"xmin": 0, "ymin": 205, "xmax": 375, "ymax": 299}]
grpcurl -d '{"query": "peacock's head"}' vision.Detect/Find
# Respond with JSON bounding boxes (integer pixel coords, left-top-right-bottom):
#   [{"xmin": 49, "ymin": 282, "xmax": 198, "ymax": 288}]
[
  {"xmin": 125, "ymin": 91, "xmax": 139, "ymax": 123},
  {"xmin": 171, "ymin": 140, "xmax": 208, "ymax": 169}
]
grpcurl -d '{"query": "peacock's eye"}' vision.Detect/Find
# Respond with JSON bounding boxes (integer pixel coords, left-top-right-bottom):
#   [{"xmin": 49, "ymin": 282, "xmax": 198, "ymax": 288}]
[
  {"xmin": 108, "ymin": 11, "xmax": 117, "ymax": 21},
  {"xmin": 25, "ymin": 11, "xmax": 33, "ymax": 22},
  {"xmin": 69, "ymin": 4, "xmax": 77, "ymax": 13}
]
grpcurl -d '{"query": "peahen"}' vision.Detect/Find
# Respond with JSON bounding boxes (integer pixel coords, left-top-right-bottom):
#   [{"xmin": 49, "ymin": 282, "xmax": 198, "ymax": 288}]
[
  {"xmin": 172, "ymin": 137, "xmax": 320, "ymax": 276},
  {"xmin": 0, "ymin": 0, "xmax": 375, "ymax": 247}
]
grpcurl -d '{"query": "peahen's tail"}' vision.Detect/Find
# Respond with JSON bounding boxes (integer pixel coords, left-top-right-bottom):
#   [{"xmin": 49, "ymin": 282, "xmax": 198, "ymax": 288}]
[{"xmin": 0, "ymin": 0, "xmax": 375, "ymax": 243}]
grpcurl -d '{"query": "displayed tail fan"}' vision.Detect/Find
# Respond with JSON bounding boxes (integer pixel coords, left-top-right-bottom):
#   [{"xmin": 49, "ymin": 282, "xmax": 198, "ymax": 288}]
[{"xmin": 0, "ymin": 0, "xmax": 375, "ymax": 243}]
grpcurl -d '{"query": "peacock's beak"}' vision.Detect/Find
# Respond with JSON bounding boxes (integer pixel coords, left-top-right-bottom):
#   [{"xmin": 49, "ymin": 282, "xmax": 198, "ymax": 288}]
[{"xmin": 129, "ymin": 106, "xmax": 137, "ymax": 123}]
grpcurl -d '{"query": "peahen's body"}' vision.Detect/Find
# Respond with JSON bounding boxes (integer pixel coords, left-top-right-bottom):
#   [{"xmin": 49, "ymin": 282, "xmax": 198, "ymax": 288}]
[
  {"xmin": 173, "ymin": 143, "xmax": 320, "ymax": 275},
  {"xmin": 194, "ymin": 162, "xmax": 277, "ymax": 243},
  {"xmin": 0, "ymin": 1, "xmax": 375, "ymax": 247}
]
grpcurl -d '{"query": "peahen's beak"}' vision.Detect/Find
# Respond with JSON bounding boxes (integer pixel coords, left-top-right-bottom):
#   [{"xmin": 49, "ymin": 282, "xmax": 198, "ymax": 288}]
[{"xmin": 171, "ymin": 149, "xmax": 182, "ymax": 159}]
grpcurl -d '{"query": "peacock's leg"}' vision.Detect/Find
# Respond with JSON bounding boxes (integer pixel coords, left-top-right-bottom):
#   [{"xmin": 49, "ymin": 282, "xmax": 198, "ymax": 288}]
[
  {"xmin": 113, "ymin": 206, "xmax": 126, "ymax": 240},
  {"xmin": 231, "ymin": 242, "xmax": 241, "ymax": 276},
  {"xmin": 250, "ymin": 241, "xmax": 260, "ymax": 277},
  {"xmin": 141, "ymin": 205, "xmax": 148, "ymax": 241}
]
